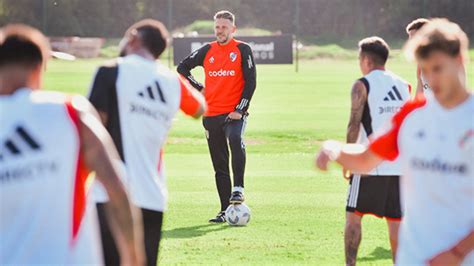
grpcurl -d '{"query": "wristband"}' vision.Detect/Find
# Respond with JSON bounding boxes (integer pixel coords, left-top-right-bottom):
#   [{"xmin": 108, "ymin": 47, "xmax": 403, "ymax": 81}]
[{"xmin": 322, "ymin": 140, "xmax": 342, "ymax": 161}]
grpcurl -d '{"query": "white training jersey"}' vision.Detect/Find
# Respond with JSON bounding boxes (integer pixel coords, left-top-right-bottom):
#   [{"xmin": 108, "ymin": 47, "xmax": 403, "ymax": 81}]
[
  {"xmin": 0, "ymin": 88, "xmax": 102, "ymax": 264},
  {"xmin": 89, "ymin": 54, "xmax": 201, "ymax": 212},
  {"xmin": 370, "ymin": 93, "xmax": 474, "ymax": 265},
  {"xmin": 356, "ymin": 69, "xmax": 411, "ymax": 176}
]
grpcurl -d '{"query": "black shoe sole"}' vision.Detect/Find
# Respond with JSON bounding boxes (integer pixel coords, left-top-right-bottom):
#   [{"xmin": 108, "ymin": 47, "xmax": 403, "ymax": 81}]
[{"xmin": 208, "ymin": 219, "xmax": 226, "ymax": 223}]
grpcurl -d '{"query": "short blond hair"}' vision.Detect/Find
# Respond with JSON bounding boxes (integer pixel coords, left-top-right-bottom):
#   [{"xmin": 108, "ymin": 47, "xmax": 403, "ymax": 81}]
[
  {"xmin": 214, "ymin": 10, "xmax": 235, "ymax": 25},
  {"xmin": 404, "ymin": 18, "xmax": 469, "ymax": 61}
]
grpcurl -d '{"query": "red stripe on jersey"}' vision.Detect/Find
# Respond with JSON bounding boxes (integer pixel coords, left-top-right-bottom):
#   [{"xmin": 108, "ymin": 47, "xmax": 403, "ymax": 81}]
[
  {"xmin": 369, "ymin": 94, "xmax": 427, "ymax": 161},
  {"xmin": 65, "ymin": 101, "xmax": 89, "ymax": 245},
  {"xmin": 157, "ymin": 148, "xmax": 164, "ymax": 173},
  {"xmin": 408, "ymin": 84, "xmax": 412, "ymax": 94},
  {"xmin": 178, "ymin": 75, "xmax": 201, "ymax": 116}
]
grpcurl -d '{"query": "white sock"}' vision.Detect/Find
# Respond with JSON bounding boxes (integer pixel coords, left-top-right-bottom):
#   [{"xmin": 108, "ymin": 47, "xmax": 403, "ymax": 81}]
[{"xmin": 233, "ymin": 186, "xmax": 244, "ymax": 193}]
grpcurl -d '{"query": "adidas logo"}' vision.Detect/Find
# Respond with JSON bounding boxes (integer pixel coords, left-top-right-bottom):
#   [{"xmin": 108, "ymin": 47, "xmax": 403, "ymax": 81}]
[
  {"xmin": 383, "ymin": 86, "xmax": 403, "ymax": 101},
  {"xmin": 189, "ymin": 50, "xmax": 199, "ymax": 59},
  {"xmin": 247, "ymin": 54, "xmax": 253, "ymax": 69},
  {"xmin": 0, "ymin": 126, "xmax": 41, "ymax": 161},
  {"xmin": 137, "ymin": 81, "xmax": 166, "ymax": 103}
]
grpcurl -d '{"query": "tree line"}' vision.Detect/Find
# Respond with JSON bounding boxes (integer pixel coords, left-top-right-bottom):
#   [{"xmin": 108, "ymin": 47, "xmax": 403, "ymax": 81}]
[{"xmin": 0, "ymin": 0, "xmax": 472, "ymax": 44}]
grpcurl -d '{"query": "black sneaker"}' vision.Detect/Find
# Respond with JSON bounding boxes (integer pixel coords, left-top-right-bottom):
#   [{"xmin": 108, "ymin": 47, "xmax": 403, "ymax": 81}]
[
  {"xmin": 229, "ymin": 191, "xmax": 245, "ymax": 204},
  {"xmin": 209, "ymin": 211, "xmax": 226, "ymax": 223}
]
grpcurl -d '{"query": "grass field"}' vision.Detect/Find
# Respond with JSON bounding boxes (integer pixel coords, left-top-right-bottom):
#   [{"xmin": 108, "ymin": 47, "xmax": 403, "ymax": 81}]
[{"xmin": 44, "ymin": 54, "xmax": 473, "ymax": 265}]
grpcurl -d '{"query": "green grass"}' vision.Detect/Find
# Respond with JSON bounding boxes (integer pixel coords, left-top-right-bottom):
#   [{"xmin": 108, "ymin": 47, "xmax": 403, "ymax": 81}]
[{"xmin": 44, "ymin": 54, "xmax": 473, "ymax": 265}]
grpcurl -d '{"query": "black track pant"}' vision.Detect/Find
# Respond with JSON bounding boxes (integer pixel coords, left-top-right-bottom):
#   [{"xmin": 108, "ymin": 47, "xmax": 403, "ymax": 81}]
[
  {"xmin": 96, "ymin": 203, "xmax": 163, "ymax": 266},
  {"xmin": 203, "ymin": 114, "xmax": 247, "ymax": 212}
]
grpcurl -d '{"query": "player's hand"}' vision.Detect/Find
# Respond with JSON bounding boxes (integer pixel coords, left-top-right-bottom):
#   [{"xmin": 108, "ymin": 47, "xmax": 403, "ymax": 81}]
[
  {"xmin": 315, "ymin": 140, "xmax": 342, "ymax": 171},
  {"xmin": 428, "ymin": 250, "xmax": 462, "ymax": 266},
  {"xmin": 315, "ymin": 150, "xmax": 331, "ymax": 171},
  {"xmin": 227, "ymin": 111, "xmax": 243, "ymax": 120},
  {"xmin": 343, "ymin": 168, "xmax": 351, "ymax": 180}
]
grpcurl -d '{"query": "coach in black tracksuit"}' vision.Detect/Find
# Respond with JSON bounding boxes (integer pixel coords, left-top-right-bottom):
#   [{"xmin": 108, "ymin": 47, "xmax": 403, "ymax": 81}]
[{"xmin": 177, "ymin": 11, "xmax": 257, "ymax": 223}]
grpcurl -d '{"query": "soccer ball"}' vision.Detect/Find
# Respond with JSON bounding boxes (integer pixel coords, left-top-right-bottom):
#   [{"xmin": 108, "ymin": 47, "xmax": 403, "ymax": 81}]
[{"xmin": 225, "ymin": 203, "xmax": 251, "ymax": 226}]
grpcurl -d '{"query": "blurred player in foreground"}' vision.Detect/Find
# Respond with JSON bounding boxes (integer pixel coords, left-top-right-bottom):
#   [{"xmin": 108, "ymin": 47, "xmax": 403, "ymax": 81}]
[
  {"xmin": 316, "ymin": 19, "xmax": 473, "ymax": 265},
  {"xmin": 343, "ymin": 36, "xmax": 411, "ymax": 265},
  {"xmin": 0, "ymin": 24, "xmax": 144, "ymax": 265},
  {"xmin": 89, "ymin": 19, "xmax": 206, "ymax": 265}
]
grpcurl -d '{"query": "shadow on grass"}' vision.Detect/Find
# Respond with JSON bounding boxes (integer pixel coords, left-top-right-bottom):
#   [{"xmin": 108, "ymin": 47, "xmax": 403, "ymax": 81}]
[
  {"xmin": 358, "ymin": 247, "xmax": 392, "ymax": 262},
  {"xmin": 162, "ymin": 223, "xmax": 229, "ymax": 239}
]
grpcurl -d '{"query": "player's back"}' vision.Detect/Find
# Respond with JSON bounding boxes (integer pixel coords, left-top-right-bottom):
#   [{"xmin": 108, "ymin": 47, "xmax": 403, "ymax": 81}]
[
  {"xmin": 358, "ymin": 69, "xmax": 411, "ymax": 175},
  {"xmin": 0, "ymin": 88, "xmax": 100, "ymax": 264},
  {"xmin": 113, "ymin": 55, "xmax": 182, "ymax": 211}
]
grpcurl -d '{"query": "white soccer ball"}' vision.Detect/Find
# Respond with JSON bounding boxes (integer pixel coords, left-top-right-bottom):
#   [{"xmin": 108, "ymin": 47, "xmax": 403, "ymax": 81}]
[{"xmin": 225, "ymin": 203, "xmax": 251, "ymax": 226}]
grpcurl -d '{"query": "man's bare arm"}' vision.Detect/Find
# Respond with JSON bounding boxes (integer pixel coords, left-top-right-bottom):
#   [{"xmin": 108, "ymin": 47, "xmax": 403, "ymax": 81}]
[
  {"xmin": 315, "ymin": 142, "xmax": 383, "ymax": 174},
  {"xmin": 97, "ymin": 111, "xmax": 108, "ymax": 125},
  {"xmin": 337, "ymin": 145, "xmax": 383, "ymax": 173},
  {"xmin": 346, "ymin": 80, "xmax": 367, "ymax": 143},
  {"xmin": 429, "ymin": 230, "xmax": 474, "ymax": 265},
  {"xmin": 452, "ymin": 230, "xmax": 474, "ymax": 259},
  {"xmin": 341, "ymin": 80, "xmax": 367, "ymax": 178},
  {"xmin": 71, "ymin": 96, "xmax": 144, "ymax": 265}
]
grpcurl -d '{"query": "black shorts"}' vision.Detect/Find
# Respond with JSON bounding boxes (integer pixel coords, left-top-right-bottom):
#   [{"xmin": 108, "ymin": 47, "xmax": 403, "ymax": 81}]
[
  {"xmin": 96, "ymin": 203, "xmax": 163, "ymax": 266},
  {"xmin": 346, "ymin": 175, "xmax": 402, "ymax": 220}
]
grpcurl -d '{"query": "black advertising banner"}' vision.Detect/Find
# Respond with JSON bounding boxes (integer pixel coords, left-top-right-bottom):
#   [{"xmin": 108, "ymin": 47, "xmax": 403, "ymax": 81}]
[{"xmin": 173, "ymin": 35, "xmax": 293, "ymax": 65}]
